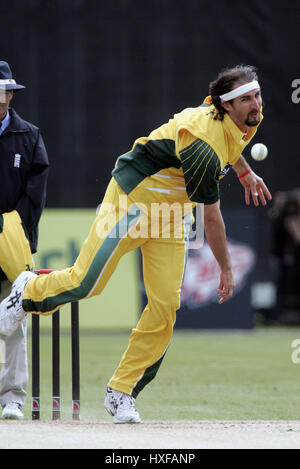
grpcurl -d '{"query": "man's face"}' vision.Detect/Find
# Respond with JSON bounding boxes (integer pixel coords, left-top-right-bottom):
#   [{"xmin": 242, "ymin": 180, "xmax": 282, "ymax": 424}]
[
  {"xmin": 222, "ymin": 84, "xmax": 262, "ymax": 131},
  {"xmin": 0, "ymin": 89, "xmax": 13, "ymax": 120}
]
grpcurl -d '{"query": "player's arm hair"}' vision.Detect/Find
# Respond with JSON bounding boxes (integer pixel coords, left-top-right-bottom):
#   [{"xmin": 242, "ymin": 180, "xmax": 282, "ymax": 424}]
[
  {"xmin": 232, "ymin": 154, "xmax": 252, "ymax": 177},
  {"xmin": 203, "ymin": 202, "xmax": 232, "ymax": 272}
]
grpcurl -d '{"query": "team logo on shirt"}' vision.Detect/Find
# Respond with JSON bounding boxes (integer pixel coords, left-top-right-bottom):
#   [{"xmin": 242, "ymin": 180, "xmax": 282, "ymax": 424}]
[
  {"xmin": 206, "ymin": 109, "xmax": 215, "ymax": 116},
  {"xmin": 219, "ymin": 163, "xmax": 232, "ymax": 179},
  {"xmin": 14, "ymin": 153, "xmax": 21, "ymax": 168}
]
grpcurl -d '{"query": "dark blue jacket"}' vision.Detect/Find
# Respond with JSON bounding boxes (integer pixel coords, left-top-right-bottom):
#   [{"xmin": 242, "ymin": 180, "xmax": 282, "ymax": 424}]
[{"xmin": 0, "ymin": 107, "xmax": 49, "ymax": 253}]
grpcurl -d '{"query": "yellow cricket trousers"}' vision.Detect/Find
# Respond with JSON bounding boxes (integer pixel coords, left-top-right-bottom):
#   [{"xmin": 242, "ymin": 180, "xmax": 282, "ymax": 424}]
[
  {"xmin": 0, "ymin": 210, "xmax": 33, "ymax": 283},
  {"xmin": 23, "ymin": 178, "xmax": 188, "ymax": 397}
]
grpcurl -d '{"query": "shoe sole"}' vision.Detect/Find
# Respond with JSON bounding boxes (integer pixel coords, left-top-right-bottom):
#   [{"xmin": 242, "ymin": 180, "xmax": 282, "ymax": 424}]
[
  {"xmin": 2, "ymin": 414, "xmax": 24, "ymax": 420},
  {"xmin": 113, "ymin": 417, "xmax": 142, "ymax": 424}
]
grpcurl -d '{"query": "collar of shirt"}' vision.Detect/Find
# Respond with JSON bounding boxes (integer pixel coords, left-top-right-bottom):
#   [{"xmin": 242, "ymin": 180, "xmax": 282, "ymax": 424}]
[
  {"xmin": 0, "ymin": 110, "xmax": 11, "ymax": 135},
  {"xmin": 222, "ymin": 111, "xmax": 263, "ymax": 146}
]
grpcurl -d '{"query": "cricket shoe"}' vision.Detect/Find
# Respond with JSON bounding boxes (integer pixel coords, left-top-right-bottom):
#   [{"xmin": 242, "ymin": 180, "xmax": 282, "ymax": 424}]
[
  {"xmin": 0, "ymin": 271, "xmax": 37, "ymax": 337},
  {"xmin": 104, "ymin": 386, "xmax": 142, "ymax": 424},
  {"xmin": 2, "ymin": 402, "xmax": 24, "ymax": 420}
]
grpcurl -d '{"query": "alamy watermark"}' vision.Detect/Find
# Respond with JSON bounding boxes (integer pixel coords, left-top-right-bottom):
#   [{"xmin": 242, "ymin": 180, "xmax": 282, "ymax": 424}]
[
  {"xmin": 0, "ymin": 338, "xmax": 6, "ymax": 365},
  {"xmin": 291, "ymin": 79, "xmax": 300, "ymax": 103},
  {"xmin": 291, "ymin": 339, "xmax": 300, "ymax": 364},
  {"xmin": 96, "ymin": 197, "xmax": 204, "ymax": 249}
]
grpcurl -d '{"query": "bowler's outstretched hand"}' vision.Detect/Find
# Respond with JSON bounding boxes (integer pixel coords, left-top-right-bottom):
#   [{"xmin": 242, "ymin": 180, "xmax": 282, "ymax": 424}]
[{"xmin": 239, "ymin": 171, "xmax": 272, "ymax": 207}]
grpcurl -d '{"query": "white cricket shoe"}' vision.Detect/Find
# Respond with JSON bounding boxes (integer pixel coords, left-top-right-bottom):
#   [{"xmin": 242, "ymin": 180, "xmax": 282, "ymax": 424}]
[
  {"xmin": 104, "ymin": 386, "xmax": 142, "ymax": 424},
  {"xmin": 2, "ymin": 402, "xmax": 24, "ymax": 420},
  {"xmin": 0, "ymin": 271, "xmax": 37, "ymax": 337}
]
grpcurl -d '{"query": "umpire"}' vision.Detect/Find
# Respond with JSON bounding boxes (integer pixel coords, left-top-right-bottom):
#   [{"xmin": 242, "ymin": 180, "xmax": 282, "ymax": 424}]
[{"xmin": 0, "ymin": 61, "xmax": 49, "ymax": 419}]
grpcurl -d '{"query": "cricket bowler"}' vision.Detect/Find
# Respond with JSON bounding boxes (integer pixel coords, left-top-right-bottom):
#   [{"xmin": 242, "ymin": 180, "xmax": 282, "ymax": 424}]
[{"xmin": 0, "ymin": 65, "xmax": 271, "ymax": 423}]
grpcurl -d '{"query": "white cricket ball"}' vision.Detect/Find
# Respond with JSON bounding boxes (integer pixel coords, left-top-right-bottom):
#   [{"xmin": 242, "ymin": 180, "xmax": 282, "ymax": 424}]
[{"xmin": 251, "ymin": 143, "xmax": 268, "ymax": 161}]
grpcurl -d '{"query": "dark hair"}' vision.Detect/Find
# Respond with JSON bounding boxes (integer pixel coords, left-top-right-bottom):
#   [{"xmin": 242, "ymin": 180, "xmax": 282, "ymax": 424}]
[{"xmin": 209, "ymin": 65, "xmax": 258, "ymax": 121}]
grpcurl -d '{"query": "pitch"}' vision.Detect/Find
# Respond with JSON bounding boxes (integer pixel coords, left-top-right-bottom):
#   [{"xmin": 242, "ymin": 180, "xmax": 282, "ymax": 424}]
[
  {"xmin": 1, "ymin": 420, "xmax": 300, "ymax": 449},
  {"xmin": 1, "ymin": 328, "xmax": 299, "ymax": 448}
]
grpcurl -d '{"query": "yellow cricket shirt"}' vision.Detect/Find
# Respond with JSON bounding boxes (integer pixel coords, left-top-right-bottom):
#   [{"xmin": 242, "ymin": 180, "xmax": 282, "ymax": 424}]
[{"xmin": 112, "ymin": 97, "xmax": 263, "ymax": 206}]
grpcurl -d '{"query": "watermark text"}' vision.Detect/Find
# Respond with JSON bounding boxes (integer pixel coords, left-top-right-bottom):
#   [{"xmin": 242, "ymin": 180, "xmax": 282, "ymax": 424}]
[
  {"xmin": 95, "ymin": 197, "xmax": 204, "ymax": 249},
  {"xmin": 291, "ymin": 79, "xmax": 300, "ymax": 103},
  {"xmin": 291, "ymin": 339, "xmax": 300, "ymax": 364}
]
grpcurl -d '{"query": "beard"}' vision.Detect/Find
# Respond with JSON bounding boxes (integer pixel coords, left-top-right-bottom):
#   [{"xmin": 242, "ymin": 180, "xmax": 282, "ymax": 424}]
[{"xmin": 245, "ymin": 111, "xmax": 260, "ymax": 127}]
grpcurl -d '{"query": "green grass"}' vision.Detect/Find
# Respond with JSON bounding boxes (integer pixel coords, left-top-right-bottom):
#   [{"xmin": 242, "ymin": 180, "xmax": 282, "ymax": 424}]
[{"xmin": 23, "ymin": 327, "xmax": 300, "ymax": 421}]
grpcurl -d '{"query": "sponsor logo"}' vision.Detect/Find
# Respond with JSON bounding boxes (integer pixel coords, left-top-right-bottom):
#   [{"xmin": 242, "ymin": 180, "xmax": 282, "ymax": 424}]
[
  {"xmin": 181, "ymin": 239, "xmax": 255, "ymax": 308},
  {"xmin": 32, "ymin": 397, "xmax": 40, "ymax": 412},
  {"xmin": 220, "ymin": 163, "xmax": 232, "ymax": 179},
  {"xmin": 7, "ymin": 290, "xmax": 22, "ymax": 309},
  {"xmin": 52, "ymin": 397, "xmax": 61, "ymax": 411}
]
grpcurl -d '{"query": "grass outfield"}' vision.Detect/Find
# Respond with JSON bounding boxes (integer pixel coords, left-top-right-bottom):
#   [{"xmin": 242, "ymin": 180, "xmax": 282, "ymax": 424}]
[{"xmin": 23, "ymin": 327, "xmax": 300, "ymax": 421}]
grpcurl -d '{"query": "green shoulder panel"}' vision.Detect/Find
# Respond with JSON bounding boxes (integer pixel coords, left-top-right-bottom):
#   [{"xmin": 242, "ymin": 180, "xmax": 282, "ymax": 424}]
[
  {"xmin": 112, "ymin": 139, "xmax": 180, "ymax": 194},
  {"xmin": 111, "ymin": 136, "xmax": 221, "ymax": 205},
  {"xmin": 180, "ymin": 138, "xmax": 221, "ymax": 204}
]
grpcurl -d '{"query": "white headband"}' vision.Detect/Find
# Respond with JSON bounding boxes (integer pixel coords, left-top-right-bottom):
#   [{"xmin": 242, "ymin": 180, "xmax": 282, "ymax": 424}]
[
  {"xmin": 220, "ymin": 80, "xmax": 260, "ymax": 101},
  {"xmin": 0, "ymin": 79, "xmax": 16, "ymax": 85}
]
